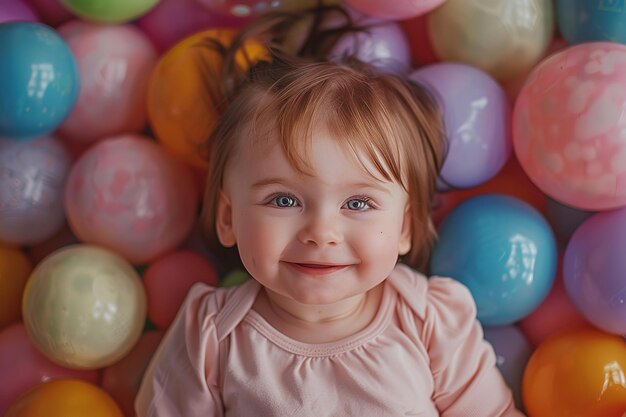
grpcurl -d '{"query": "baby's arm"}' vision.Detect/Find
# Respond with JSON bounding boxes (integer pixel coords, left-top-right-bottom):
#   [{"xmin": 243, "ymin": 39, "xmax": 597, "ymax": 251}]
[
  {"xmin": 424, "ymin": 278, "xmax": 525, "ymax": 417},
  {"xmin": 135, "ymin": 284, "xmax": 223, "ymax": 417}
]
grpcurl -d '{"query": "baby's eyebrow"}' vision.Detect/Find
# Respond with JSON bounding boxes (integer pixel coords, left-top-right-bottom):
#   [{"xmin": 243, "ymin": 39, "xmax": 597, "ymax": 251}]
[
  {"xmin": 251, "ymin": 177, "xmax": 290, "ymax": 188},
  {"xmin": 347, "ymin": 181, "xmax": 392, "ymax": 195}
]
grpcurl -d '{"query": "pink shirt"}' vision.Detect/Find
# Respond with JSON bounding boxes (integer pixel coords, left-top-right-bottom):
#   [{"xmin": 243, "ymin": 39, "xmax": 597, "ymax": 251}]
[{"xmin": 136, "ymin": 264, "xmax": 524, "ymax": 416}]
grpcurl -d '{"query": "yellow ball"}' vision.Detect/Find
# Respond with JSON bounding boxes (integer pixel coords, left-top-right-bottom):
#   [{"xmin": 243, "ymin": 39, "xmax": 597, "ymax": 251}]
[
  {"xmin": 22, "ymin": 245, "xmax": 146, "ymax": 370},
  {"xmin": 427, "ymin": 0, "xmax": 554, "ymax": 81}
]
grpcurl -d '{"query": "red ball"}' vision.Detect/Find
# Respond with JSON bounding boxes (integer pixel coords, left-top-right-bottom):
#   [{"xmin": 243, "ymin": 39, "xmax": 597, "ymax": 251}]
[{"xmin": 143, "ymin": 251, "xmax": 218, "ymax": 329}]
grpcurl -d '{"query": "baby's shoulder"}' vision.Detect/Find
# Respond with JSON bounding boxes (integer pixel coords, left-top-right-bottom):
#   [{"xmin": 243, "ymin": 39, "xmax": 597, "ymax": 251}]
[
  {"xmin": 182, "ymin": 279, "xmax": 260, "ymax": 341},
  {"xmin": 388, "ymin": 264, "xmax": 477, "ymax": 324}
]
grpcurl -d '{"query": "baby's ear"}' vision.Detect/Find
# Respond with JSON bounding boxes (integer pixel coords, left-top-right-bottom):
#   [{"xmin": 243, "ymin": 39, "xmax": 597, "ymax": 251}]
[
  {"xmin": 216, "ymin": 190, "xmax": 236, "ymax": 247},
  {"xmin": 398, "ymin": 203, "xmax": 412, "ymax": 256}
]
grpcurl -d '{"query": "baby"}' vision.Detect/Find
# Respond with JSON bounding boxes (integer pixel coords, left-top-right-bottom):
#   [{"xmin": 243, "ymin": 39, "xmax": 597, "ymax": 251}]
[{"xmin": 136, "ymin": 8, "xmax": 524, "ymax": 416}]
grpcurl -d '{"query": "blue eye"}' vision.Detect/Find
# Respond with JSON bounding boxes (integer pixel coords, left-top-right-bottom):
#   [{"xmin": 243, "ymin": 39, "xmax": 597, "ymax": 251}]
[
  {"xmin": 271, "ymin": 194, "xmax": 298, "ymax": 207},
  {"xmin": 344, "ymin": 198, "xmax": 371, "ymax": 211}
]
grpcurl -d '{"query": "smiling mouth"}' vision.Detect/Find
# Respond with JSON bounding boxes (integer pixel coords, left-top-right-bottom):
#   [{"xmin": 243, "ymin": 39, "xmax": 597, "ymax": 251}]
[{"xmin": 284, "ymin": 262, "xmax": 350, "ymax": 276}]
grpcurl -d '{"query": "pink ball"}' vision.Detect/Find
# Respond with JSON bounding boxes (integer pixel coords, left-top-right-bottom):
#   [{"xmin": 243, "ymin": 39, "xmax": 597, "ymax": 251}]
[
  {"xmin": 0, "ymin": 0, "xmax": 39, "ymax": 23},
  {"xmin": 513, "ymin": 42, "xmax": 626, "ymax": 210},
  {"xmin": 143, "ymin": 250, "xmax": 218, "ymax": 329},
  {"xmin": 137, "ymin": 0, "xmax": 247, "ymax": 52},
  {"xmin": 344, "ymin": 0, "xmax": 445, "ymax": 20},
  {"xmin": 65, "ymin": 135, "xmax": 198, "ymax": 264},
  {"xmin": 56, "ymin": 21, "xmax": 158, "ymax": 145},
  {"xmin": 0, "ymin": 323, "xmax": 99, "ymax": 416}
]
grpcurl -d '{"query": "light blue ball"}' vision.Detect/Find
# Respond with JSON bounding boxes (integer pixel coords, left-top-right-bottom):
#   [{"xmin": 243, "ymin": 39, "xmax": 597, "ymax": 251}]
[
  {"xmin": 0, "ymin": 22, "xmax": 79, "ymax": 140},
  {"xmin": 557, "ymin": 0, "xmax": 626, "ymax": 44},
  {"xmin": 430, "ymin": 194, "xmax": 557, "ymax": 326}
]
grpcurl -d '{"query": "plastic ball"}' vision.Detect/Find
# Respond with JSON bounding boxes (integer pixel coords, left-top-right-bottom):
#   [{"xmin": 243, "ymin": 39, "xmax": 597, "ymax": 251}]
[
  {"xmin": 0, "ymin": 246, "xmax": 31, "ymax": 329},
  {"xmin": 56, "ymin": 21, "xmax": 158, "ymax": 144},
  {"xmin": 519, "ymin": 263, "xmax": 589, "ymax": 347},
  {"xmin": 148, "ymin": 29, "xmax": 266, "ymax": 169},
  {"xmin": 430, "ymin": 194, "xmax": 557, "ymax": 326},
  {"xmin": 144, "ymin": 251, "xmax": 218, "ymax": 330},
  {"xmin": 59, "ymin": 0, "xmax": 159, "ymax": 23},
  {"xmin": 557, "ymin": 0, "xmax": 626, "ymax": 45},
  {"xmin": 137, "ymin": 0, "xmax": 249, "ymax": 52},
  {"xmin": 522, "ymin": 328, "xmax": 626, "ymax": 417},
  {"xmin": 410, "ymin": 63, "xmax": 511, "ymax": 190},
  {"xmin": 564, "ymin": 207, "xmax": 626, "ymax": 336},
  {"xmin": 220, "ymin": 270, "xmax": 250, "ymax": 288},
  {"xmin": 64, "ymin": 135, "xmax": 198, "ymax": 264},
  {"xmin": 0, "ymin": 0, "xmax": 39, "ymax": 23},
  {"xmin": 0, "ymin": 323, "xmax": 99, "ymax": 416},
  {"xmin": 428, "ymin": 0, "xmax": 554, "ymax": 81},
  {"xmin": 196, "ymin": 0, "xmax": 339, "ymax": 17},
  {"xmin": 345, "ymin": 0, "xmax": 444, "ymax": 20},
  {"xmin": 4, "ymin": 379, "xmax": 123, "ymax": 417},
  {"xmin": 483, "ymin": 325, "xmax": 532, "ymax": 409},
  {"xmin": 26, "ymin": 0, "xmax": 73, "ymax": 26},
  {"xmin": 0, "ymin": 22, "xmax": 78, "ymax": 140},
  {"xmin": 0, "ymin": 136, "xmax": 72, "ymax": 245},
  {"xmin": 331, "ymin": 18, "xmax": 411, "ymax": 75},
  {"xmin": 101, "ymin": 330, "xmax": 164, "ymax": 417},
  {"xmin": 22, "ymin": 244, "xmax": 147, "ymax": 369},
  {"xmin": 513, "ymin": 42, "xmax": 626, "ymax": 210}
]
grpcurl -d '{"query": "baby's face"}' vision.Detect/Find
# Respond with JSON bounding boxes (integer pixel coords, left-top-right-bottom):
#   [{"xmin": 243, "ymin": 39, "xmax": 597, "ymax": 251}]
[{"xmin": 216, "ymin": 127, "xmax": 411, "ymax": 306}]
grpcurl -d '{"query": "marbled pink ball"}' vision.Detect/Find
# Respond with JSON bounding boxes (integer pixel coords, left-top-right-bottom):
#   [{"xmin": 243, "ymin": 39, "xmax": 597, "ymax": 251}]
[
  {"xmin": 65, "ymin": 135, "xmax": 198, "ymax": 264},
  {"xmin": 514, "ymin": 42, "xmax": 626, "ymax": 211},
  {"xmin": 56, "ymin": 21, "xmax": 158, "ymax": 144}
]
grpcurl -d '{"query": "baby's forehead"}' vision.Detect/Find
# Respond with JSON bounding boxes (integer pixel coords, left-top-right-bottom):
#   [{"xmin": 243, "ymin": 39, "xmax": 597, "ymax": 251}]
[{"xmin": 240, "ymin": 127, "xmax": 396, "ymax": 185}]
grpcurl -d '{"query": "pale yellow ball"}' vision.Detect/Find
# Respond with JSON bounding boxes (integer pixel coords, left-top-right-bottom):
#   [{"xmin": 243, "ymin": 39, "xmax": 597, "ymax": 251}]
[{"xmin": 22, "ymin": 244, "xmax": 146, "ymax": 370}]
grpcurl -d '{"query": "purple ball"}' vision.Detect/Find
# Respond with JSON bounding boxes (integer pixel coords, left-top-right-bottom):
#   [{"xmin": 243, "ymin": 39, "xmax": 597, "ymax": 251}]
[
  {"xmin": 331, "ymin": 18, "xmax": 411, "ymax": 75},
  {"xmin": 410, "ymin": 63, "xmax": 511, "ymax": 190},
  {"xmin": 564, "ymin": 208, "xmax": 626, "ymax": 336},
  {"xmin": 0, "ymin": 136, "xmax": 71, "ymax": 245},
  {"xmin": 483, "ymin": 325, "xmax": 532, "ymax": 409}
]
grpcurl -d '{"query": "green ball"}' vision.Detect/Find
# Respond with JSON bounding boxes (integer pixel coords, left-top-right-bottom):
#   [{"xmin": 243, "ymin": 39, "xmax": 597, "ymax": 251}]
[
  {"xmin": 61, "ymin": 0, "xmax": 160, "ymax": 23},
  {"xmin": 220, "ymin": 270, "xmax": 250, "ymax": 288}
]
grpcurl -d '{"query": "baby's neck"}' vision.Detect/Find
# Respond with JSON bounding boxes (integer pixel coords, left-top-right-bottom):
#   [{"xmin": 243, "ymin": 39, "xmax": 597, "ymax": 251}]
[{"xmin": 252, "ymin": 284, "xmax": 384, "ymax": 344}]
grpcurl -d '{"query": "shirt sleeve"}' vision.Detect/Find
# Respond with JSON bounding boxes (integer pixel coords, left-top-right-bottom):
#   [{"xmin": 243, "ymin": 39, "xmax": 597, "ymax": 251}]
[
  {"xmin": 423, "ymin": 277, "xmax": 526, "ymax": 417},
  {"xmin": 135, "ymin": 283, "xmax": 223, "ymax": 417}
]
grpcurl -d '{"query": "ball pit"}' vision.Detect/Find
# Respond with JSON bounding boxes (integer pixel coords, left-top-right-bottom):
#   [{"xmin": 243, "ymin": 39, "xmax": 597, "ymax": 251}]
[{"xmin": 0, "ymin": 1, "xmax": 625, "ymax": 414}]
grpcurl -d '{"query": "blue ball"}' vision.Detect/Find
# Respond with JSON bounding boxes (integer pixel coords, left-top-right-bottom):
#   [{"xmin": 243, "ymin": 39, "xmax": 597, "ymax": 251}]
[
  {"xmin": 430, "ymin": 194, "xmax": 557, "ymax": 326},
  {"xmin": 0, "ymin": 22, "xmax": 79, "ymax": 140},
  {"xmin": 556, "ymin": 0, "xmax": 626, "ymax": 44}
]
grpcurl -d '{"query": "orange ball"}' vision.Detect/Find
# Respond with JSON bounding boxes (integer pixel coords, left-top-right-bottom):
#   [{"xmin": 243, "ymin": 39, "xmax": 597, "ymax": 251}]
[
  {"xmin": 147, "ymin": 28, "xmax": 267, "ymax": 169},
  {"xmin": 0, "ymin": 245, "xmax": 32, "ymax": 329},
  {"xmin": 523, "ymin": 328, "xmax": 626, "ymax": 417},
  {"xmin": 5, "ymin": 379, "xmax": 123, "ymax": 417}
]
